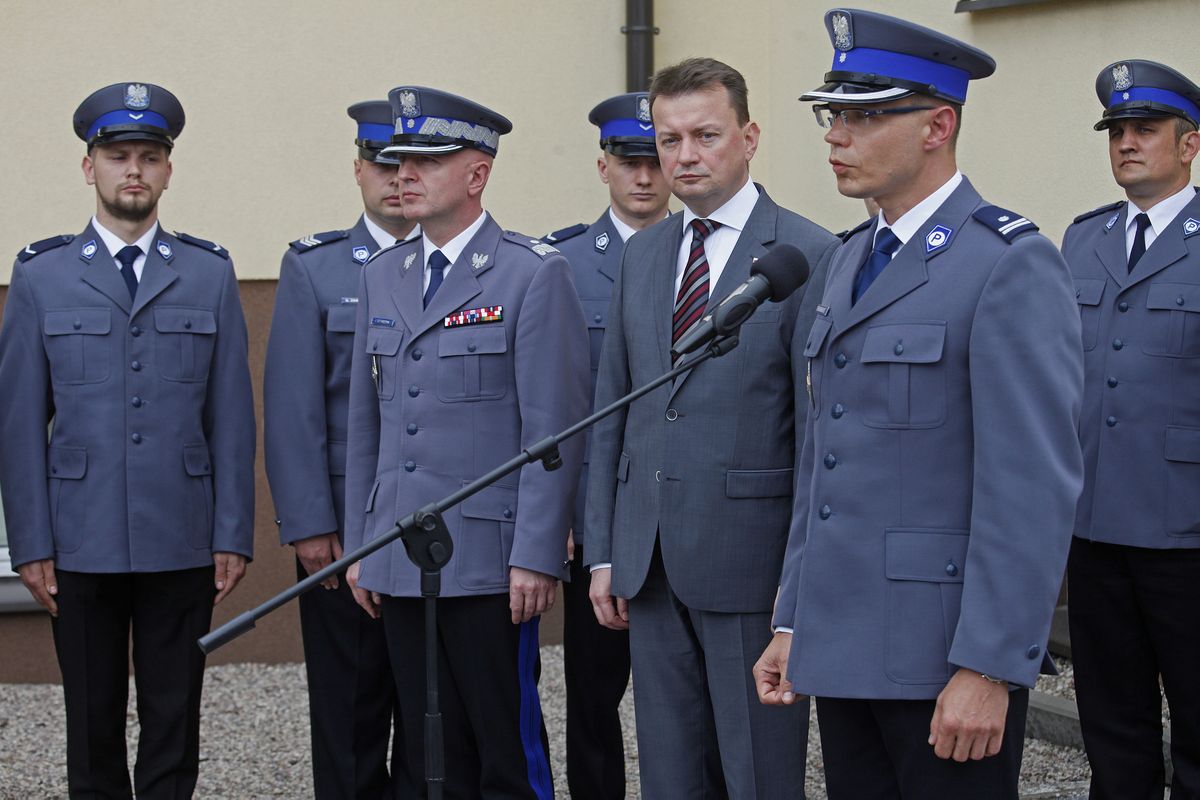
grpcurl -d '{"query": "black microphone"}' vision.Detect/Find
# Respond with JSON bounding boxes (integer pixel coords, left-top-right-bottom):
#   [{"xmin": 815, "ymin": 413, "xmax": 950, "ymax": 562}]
[{"xmin": 671, "ymin": 244, "xmax": 811, "ymax": 357}]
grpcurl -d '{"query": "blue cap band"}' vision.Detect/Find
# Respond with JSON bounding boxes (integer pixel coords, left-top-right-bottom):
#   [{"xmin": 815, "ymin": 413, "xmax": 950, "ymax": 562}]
[
  {"xmin": 832, "ymin": 46, "xmax": 971, "ymax": 103},
  {"xmin": 1109, "ymin": 86, "xmax": 1200, "ymax": 122},
  {"xmin": 357, "ymin": 122, "xmax": 394, "ymax": 142},
  {"xmin": 599, "ymin": 118, "xmax": 655, "ymax": 141},
  {"xmin": 86, "ymin": 109, "xmax": 170, "ymax": 141}
]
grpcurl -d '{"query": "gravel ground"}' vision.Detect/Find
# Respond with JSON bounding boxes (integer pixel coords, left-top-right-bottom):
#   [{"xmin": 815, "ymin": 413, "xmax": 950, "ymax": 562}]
[{"xmin": 1, "ymin": 647, "xmax": 1101, "ymax": 799}]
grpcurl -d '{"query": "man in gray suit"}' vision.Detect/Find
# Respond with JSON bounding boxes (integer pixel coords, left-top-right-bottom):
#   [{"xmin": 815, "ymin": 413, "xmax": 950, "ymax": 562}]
[
  {"xmin": 755, "ymin": 10, "xmax": 1083, "ymax": 799},
  {"xmin": 1062, "ymin": 60, "xmax": 1200, "ymax": 799},
  {"xmin": 585, "ymin": 59, "xmax": 838, "ymax": 799},
  {"xmin": 544, "ymin": 91, "xmax": 670, "ymax": 800},
  {"xmin": 0, "ymin": 82, "xmax": 255, "ymax": 798},
  {"xmin": 342, "ymin": 86, "xmax": 589, "ymax": 799},
  {"xmin": 265, "ymin": 100, "xmax": 418, "ymax": 799}
]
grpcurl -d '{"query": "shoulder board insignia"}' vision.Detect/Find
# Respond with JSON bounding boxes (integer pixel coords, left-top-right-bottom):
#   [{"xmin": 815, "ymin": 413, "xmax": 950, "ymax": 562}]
[
  {"xmin": 839, "ymin": 218, "xmax": 873, "ymax": 243},
  {"xmin": 543, "ymin": 223, "xmax": 587, "ymax": 244},
  {"xmin": 1072, "ymin": 201, "xmax": 1125, "ymax": 226},
  {"xmin": 973, "ymin": 206, "xmax": 1039, "ymax": 243},
  {"xmin": 173, "ymin": 231, "xmax": 230, "ymax": 259},
  {"xmin": 16, "ymin": 234, "xmax": 74, "ymax": 262},
  {"xmin": 290, "ymin": 229, "xmax": 350, "ymax": 251},
  {"xmin": 504, "ymin": 231, "xmax": 559, "ymax": 258}
]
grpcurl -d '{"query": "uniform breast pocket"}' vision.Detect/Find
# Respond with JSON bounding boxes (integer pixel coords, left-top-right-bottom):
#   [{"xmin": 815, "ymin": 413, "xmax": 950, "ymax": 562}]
[
  {"xmin": 581, "ymin": 298, "xmax": 610, "ymax": 374},
  {"xmin": 803, "ymin": 315, "xmax": 833, "ymax": 414},
  {"xmin": 884, "ymin": 527, "xmax": 968, "ymax": 684},
  {"xmin": 325, "ymin": 305, "xmax": 358, "ymax": 378},
  {"xmin": 1074, "ymin": 279, "xmax": 1106, "ymax": 352},
  {"xmin": 1143, "ymin": 283, "xmax": 1200, "ymax": 357},
  {"xmin": 437, "ymin": 326, "xmax": 509, "ymax": 402},
  {"xmin": 43, "ymin": 309, "xmax": 111, "ymax": 385},
  {"xmin": 365, "ymin": 328, "xmax": 404, "ymax": 401},
  {"xmin": 154, "ymin": 307, "xmax": 217, "ymax": 382},
  {"xmin": 860, "ymin": 322, "xmax": 947, "ymax": 429}
]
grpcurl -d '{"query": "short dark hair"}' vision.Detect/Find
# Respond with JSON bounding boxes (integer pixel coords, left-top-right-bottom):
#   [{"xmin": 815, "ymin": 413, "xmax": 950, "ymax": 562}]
[
  {"xmin": 1176, "ymin": 116, "xmax": 1199, "ymax": 138},
  {"xmin": 649, "ymin": 58, "xmax": 750, "ymax": 126}
]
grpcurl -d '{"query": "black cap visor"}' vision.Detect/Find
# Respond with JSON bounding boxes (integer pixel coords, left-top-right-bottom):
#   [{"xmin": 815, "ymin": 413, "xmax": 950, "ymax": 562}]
[
  {"xmin": 1095, "ymin": 101, "xmax": 1198, "ymax": 131},
  {"xmin": 603, "ymin": 137, "xmax": 658, "ymax": 158},
  {"xmin": 90, "ymin": 124, "xmax": 174, "ymax": 149}
]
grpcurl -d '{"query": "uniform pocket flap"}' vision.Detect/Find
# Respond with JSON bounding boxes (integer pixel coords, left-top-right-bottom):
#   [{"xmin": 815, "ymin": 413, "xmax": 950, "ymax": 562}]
[
  {"xmin": 726, "ymin": 467, "xmax": 793, "ymax": 498},
  {"xmin": 1147, "ymin": 283, "xmax": 1200, "ymax": 312},
  {"xmin": 327, "ymin": 441, "xmax": 347, "ymax": 476},
  {"xmin": 154, "ymin": 307, "xmax": 217, "ymax": 334},
  {"xmin": 366, "ymin": 329, "xmax": 403, "ymax": 356},
  {"xmin": 617, "ymin": 452, "xmax": 630, "ymax": 483},
  {"xmin": 46, "ymin": 446, "xmax": 87, "ymax": 479},
  {"xmin": 439, "ymin": 326, "xmax": 508, "ymax": 357},
  {"xmin": 803, "ymin": 315, "xmax": 833, "ymax": 358},
  {"xmin": 1073, "ymin": 278, "xmax": 1106, "ymax": 307},
  {"xmin": 884, "ymin": 528, "xmax": 969, "ymax": 583},
  {"xmin": 582, "ymin": 299, "xmax": 610, "ymax": 329},
  {"xmin": 183, "ymin": 444, "xmax": 212, "ymax": 476},
  {"xmin": 326, "ymin": 305, "xmax": 358, "ymax": 333},
  {"xmin": 1164, "ymin": 426, "xmax": 1200, "ymax": 463},
  {"xmin": 44, "ymin": 308, "xmax": 111, "ymax": 336},
  {"xmin": 461, "ymin": 484, "xmax": 518, "ymax": 521},
  {"xmin": 861, "ymin": 322, "xmax": 946, "ymax": 364}
]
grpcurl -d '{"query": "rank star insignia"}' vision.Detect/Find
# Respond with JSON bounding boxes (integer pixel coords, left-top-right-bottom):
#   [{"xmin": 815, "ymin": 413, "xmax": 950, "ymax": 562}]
[
  {"xmin": 925, "ymin": 225, "xmax": 952, "ymax": 253},
  {"xmin": 1112, "ymin": 63, "xmax": 1133, "ymax": 91},
  {"xmin": 404, "ymin": 253, "xmax": 417, "ymax": 271},
  {"xmin": 472, "ymin": 253, "xmax": 489, "ymax": 270},
  {"xmin": 124, "ymin": 83, "xmax": 150, "ymax": 110},
  {"xmin": 595, "ymin": 232, "xmax": 610, "ymax": 253},
  {"xmin": 445, "ymin": 305, "xmax": 503, "ymax": 328},
  {"xmin": 831, "ymin": 12, "xmax": 853, "ymax": 51},
  {"xmin": 352, "ymin": 246, "xmax": 370, "ymax": 263},
  {"xmin": 1184, "ymin": 218, "xmax": 1200, "ymax": 237}
]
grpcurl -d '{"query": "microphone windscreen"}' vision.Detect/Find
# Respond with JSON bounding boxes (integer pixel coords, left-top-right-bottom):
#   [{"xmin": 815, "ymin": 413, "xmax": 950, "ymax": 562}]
[{"xmin": 751, "ymin": 244, "xmax": 810, "ymax": 302}]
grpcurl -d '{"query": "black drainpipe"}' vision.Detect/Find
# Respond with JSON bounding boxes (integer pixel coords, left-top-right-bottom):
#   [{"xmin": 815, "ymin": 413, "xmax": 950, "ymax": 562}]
[{"xmin": 622, "ymin": 0, "xmax": 658, "ymax": 92}]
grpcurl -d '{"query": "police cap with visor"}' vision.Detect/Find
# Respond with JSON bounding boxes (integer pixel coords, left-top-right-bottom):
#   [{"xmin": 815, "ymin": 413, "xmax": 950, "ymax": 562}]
[
  {"xmin": 382, "ymin": 87, "xmax": 512, "ymax": 158},
  {"xmin": 1093, "ymin": 60, "xmax": 1200, "ymax": 131},
  {"xmin": 588, "ymin": 92, "xmax": 658, "ymax": 158},
  {"xmin": 348, "ymin": 100, "xmax": 401, "ymax": 164},
  {"xmin": 73, "ymin": 82, "xmax": 185, "ymax": 149}
]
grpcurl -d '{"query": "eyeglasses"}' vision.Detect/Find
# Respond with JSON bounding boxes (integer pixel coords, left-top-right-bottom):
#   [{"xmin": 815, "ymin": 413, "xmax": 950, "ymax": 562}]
[{"xmin": 813, "ymin": 105, "xmax": 937, "ymax": 130}]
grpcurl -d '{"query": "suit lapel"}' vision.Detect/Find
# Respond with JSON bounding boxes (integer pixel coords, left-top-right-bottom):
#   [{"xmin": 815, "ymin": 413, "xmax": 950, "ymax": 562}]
[
  {"xmin": 1126, "ymin": 190, "xmax": 1200, "ymax": 288},
  {"xmin": 410, "ymin": 216, "xmax": 496, "ymax": 340},
  {"xmin": 130, "ymin": 231, "xmax": 179, "ymax": 319},
  {"xmin": 391, "ymin": 240, "xmax": 426, "ymax": 334},
  {"xmin": 1095, "ymin": 205, "xmax": 1130, "ymax": 287},
  {"xmin": 77, "ymin": 223, "xmax": 133, "ymax": 315},
  {"xmin": 654, "ymin": 214, "xmax": 684, "ymax": 375}
]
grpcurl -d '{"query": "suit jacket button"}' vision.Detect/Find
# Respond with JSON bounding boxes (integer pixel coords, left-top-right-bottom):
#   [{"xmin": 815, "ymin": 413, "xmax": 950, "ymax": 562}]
[
  {"xmin": 1118, "ymin": 301, "xmax": 1129, "ymax": 312},
  {"xmin": 1106, "ymin": 416, "xmax": 1117, "ymax": 427},
  {"xmin": 51, "ymin": 467, "xmax": 58, "ymax": 475},
  {"xmin": 412, "ymin": 349, "xmax": 423, "ymax": 361},
  {"xmin": 407, "ymin": 423, "xmax": 418, "ymax": 435},
  {"xmin": 593, "ymin": 314, "xmax": 602, "ymax": 323},
  {"xmin": 945, "ymin": 561, "xmax": 958, "ymax": 577},
  {"xmin": 131, "ymin": 360, "xmax": 142, "ymax": 371},
  {"xmin": 130, "ymin": 325, "xmax": 142, "ymax": 337},
  {"xmin": 1026, "ymin": 644, "xmax": 1040, "ymax": 660},
  {"xmin": 72, "ymin": 319, "xmax": 82, "ymax": 330},
  {"xmin": 404, "ymin": 460, "xmax": 416, "ymax": 472},
  {"xmin": 1107, "ymin": 377, "xmax": 1118, "ymax": 388},
  {"xmin": 893, "ymin": 342, "xmax": 904, "ymax": 356},
  {"xmin": 818, "ymin": 505, "xmax": 831, "ymax": 520},
  {"xmin": 184, "ymin": 319, "xmax": 192, "ymax": 329},
  {"xmin": 1112, "ymin": 339, "xmax": 1124, "ymax": 350},
  {"xmin": 467, "ymin": 343, "xmax": 477, "ymax": 353},
  {"xmin": 1178, "ymin": 296, "xmax": 1186, "ymax": 306},
  {"xmin": 834, "ymin": 353, "xmax": 848, "ymax": 368},
  {"xmin": 831, "ymin": 403, "xmax": 844, "ymax": 419},
  {"xmin": 131, "ymin": 433, "xmax": 142, "ymax": 444},
  {"xmin": 409, "ymin": 385, "xmax": 420, "ymax": 397},
  {"xmin": 823, "ymin": 453, "xmax": 837, "ymax": 469},
  {"xmin": 503, "ymin": 507, "xmax": 513, "ymax": 519},
  {"xmin": 665, "ymin": 408, "xmax": 678, "ymax": 421},
  {"xmin": 131, "ymin": 396, "xmax": 142, "ymax": 408}
]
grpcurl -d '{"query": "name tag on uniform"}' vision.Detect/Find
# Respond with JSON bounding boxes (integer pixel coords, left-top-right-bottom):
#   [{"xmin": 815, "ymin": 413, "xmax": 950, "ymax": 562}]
[
  {"xmin": 445, "ymin": 306, "xmax": 503, "ymax": 328},
  {"xmin": 371, "ymin": 316, "xmax": 395, "ymax": 327}
]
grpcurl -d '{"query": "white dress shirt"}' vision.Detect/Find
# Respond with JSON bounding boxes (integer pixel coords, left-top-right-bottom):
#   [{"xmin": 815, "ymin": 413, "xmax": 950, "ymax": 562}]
[
  {"xmin": 609, "ymin": 208, "xmax": 638, "ymax": 244},
  {"xmin": 93, "ymin": 216, "xmax": 159, "ymax": 282},
  {"xmin": 675, "ymin": 178, "xmax": 761, "ymax": 296},
  {"xmin": 872, "ymin": 171, "xmax": 964, "ymax": 255},
  {"xmin": 1125, "ymin": 184, "xmax": 1197, "ymax": 259},
  {"xmin": 363, "ymin": 214, "xmax": 421, "ymax": 252},
  {"xmin": 422, "ymin": 211, "xmax": 489, "ymax": 293}
]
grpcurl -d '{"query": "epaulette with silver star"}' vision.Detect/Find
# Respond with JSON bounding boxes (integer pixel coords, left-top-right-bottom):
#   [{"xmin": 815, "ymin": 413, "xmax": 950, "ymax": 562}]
[
  {"xmin": 1072, "ymin": 201, "xmax": 1125, "ymax": 226},
  {"xmin": 543, "ymin": 223, "xmax": 587, "ymax": 244},
  {"xmin": 174, "ymin": 231, "xmax": 230, "ymax": 259},
  {"xmin": 15, "ymin": 234, "xmax": 74, "ymax": 263},
  {"xmin": 290, "ymin": 229, "xmax": 349, "ymax": 251},
  {"xmin": 839, "ymin": 218, "xmax": 873, "ymax": 243},
  {"xmin": 504, "ymin": 231, "xmax": 560, "ymax": 258},
  {"xmin": 972, "ymin": 206, "xmax": 1039, "ymax": 243}
]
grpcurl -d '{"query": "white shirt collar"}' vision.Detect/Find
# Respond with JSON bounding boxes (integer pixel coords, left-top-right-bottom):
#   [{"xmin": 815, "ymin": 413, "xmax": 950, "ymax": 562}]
[
  {"xmin": 1127, "ymin": 184, "xmax": 1197, "ymax": 237},
  {"xmin": 876, "ymin": 171, "xmax": 964, "ymax": 248},
  {"xmin": 92, "ymin": 216, "xmax": 159, "ymax": 261},
  {"xmin": 681, "ymin": 177, "xmax": 759, "ymax": 233},
  {"xmin": 608, "ymin": 208, "xmax": 638, "ymax": 244},
  {"xmin": 423, "ymin": 211, "xmax": 489, "ymax": 271}
]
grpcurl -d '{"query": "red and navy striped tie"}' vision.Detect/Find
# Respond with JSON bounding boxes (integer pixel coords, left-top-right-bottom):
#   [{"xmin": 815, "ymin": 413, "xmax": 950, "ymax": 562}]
[{"xmin": 672, "ymin": 218, "xmax": 721, "ymax": 360}]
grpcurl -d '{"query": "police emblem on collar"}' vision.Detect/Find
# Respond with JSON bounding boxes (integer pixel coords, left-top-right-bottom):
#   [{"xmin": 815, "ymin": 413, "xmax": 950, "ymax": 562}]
[
  {"xmin": 637, "ymin": 97, "xmax": 652, "ymax": 124},
  {"xmin": 156, "ymin": 241, "xmax": 172, "ymax": 259},
  {"xmin": 445, "ymin": 305, "xmax": 503, "ymax": 328},
  {"xmin": 472, "ymin": 253, "xmax": 489, "ymax": 270},
  {"xmin": 352, "ymin": 246, "xmax": 370, "ymax": 263},
  {"xmin": 1112, "ymin": 63, "xmax": 1133, "ymax": 92},
  {"xmin": 124, "ymin": 84, "xmax": 150, "ymax": 110},
  {"xmin": 1106, "ymin": 212, "xmax": 1121, "ymax": 230},
  {"xmin": 81, "ymin": 240, "xmax": 98, "ymax": 259},
  {"xmin": 398, "ymin": 90, "xmax": 420, "ymax": 118},
  {"xmin": 926, "ymin": 225, "xmax": 952, "ymax": 253},
  {"xmin": 595, "ymin": 232, "xmax": 610, "ymax": 253},
  {"xmin": 1184, "ymin": 218, "xmax": 1200, "ymax": 237},
  {"xmin": 832, "ymin": 12, "xmax": 853, "ymax": 51},
  {"xmin": 404, "ymin": 252, "xmax": 417, "ymax": 271}
]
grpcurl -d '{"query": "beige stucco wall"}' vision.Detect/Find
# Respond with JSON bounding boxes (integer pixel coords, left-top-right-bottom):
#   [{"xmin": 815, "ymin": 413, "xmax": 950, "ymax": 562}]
[{"xmin": 2, "ymin": 0, "xmax": 1198, "ymax": 284}]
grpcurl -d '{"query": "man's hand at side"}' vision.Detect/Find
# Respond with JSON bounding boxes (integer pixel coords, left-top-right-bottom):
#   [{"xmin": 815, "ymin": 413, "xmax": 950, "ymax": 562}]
[
  {"xmin": 929, "ymin": 668, "xmax": 1010, "ymax": 761},
  {"xmin": 588, "ymin": 566, "xmax": 629, "ymax": 630},
  {"xmin": 17, "ymin": 559, "xmax": 58, "ymax": 617},
  {"xmin": 509, "ymin": 566, "xmax": 557, "ymax": 624},
  {"xmin": 293, "ymin": 532, "xmax": 344, "ymax": 589},
  {"xmin": 754, "ymin": 631, "xmax": 802, "ymax": 705},
  {"xmin": 213, "ymin": 552, "xmax": 247, "ymax": 605}
]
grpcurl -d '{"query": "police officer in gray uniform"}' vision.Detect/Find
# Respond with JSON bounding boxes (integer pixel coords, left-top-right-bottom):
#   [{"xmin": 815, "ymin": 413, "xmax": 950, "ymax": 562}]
[
  {"xmin": 342, "ymin": 86, "xmax": 590, "ymax": 799},
  {"xmin": 543, "ymin": 92, "xmax": 669, "ymax": 800},
  {"xmin": 755, "ymin": 11, "xmax": 1083, "ymax": 798},
  {"xmin": 0, "ymin": 82, "xmax": 255, "ymax": 799},
  {"xmin": 264, "ymin": 100, "xmax": 418, "ymax": 800},
  {"xmin": 1062, "ymin": 60, "xmax": 1200, "ymax": 799}
]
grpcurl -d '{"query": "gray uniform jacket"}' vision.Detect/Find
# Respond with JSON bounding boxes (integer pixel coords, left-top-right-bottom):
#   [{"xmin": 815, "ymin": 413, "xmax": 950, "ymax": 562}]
[
  {"xmin": 775, "ymin": 178, "xmax": 1084, "ymax": 698},
  {"xmin": 342, "ymin": 215, "xmax": 590, "ymax": 598},
  {"xmin": 550, "ymin": 210, "xmax": 623, "ymax": 543},
  {"xmin": 264, "ymin": 216, "xmax": 385, "ymax": 545},
  {"xmin": 0, "ymin": 222, "xmax": 255, "ymax": 573},
  {"xmin": 1064, "ymin": 190, "xmax": 1200, "ymax": 550},
  {"xmin": 583, "ymin": 187, "xmax": 839, "ymax": 613}
]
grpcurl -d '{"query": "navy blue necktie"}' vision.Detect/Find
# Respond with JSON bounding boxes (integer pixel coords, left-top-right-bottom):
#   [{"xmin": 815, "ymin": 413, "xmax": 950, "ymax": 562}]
[
  {"xmin": 116, "ymin": 245, "xmax": 140, "ymax": 301},
  {"xmin": 1128, "ymin": 213, "xmax": 1151, "ymax": 273},
  {"xmin": 424, "ymin": 250, "xmax": 449, "ymax": 309},
  {"xmin": 852, "ymin": 227, "xmax": 902, "ymax": 305}
]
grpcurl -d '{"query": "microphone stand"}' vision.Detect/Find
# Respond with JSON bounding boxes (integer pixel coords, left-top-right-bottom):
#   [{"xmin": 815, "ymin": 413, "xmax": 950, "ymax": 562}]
[{"xmin": 197, "ymin": 331, "xmax": 742, "ymax": 795}]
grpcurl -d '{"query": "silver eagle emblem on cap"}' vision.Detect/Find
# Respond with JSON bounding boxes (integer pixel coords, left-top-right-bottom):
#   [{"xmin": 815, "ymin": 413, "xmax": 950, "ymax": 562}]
[
  {"xmin": 637, "ymin": 96, "xmax": 651, "ymax": 123},
  {"xmin": 832, "ymin": 12, "xmax": 853, "ymax": 52},
  {"xmin": 399, "ymin": 90, "xmax": 420, "ymax": 119},
  {"xmin": 1112, "ymin": 63, "xmax": 1133, "ymax": 92},
  {"xmin": 124, "ymin": 84, "xmax": 151, "ymax": 110}
]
